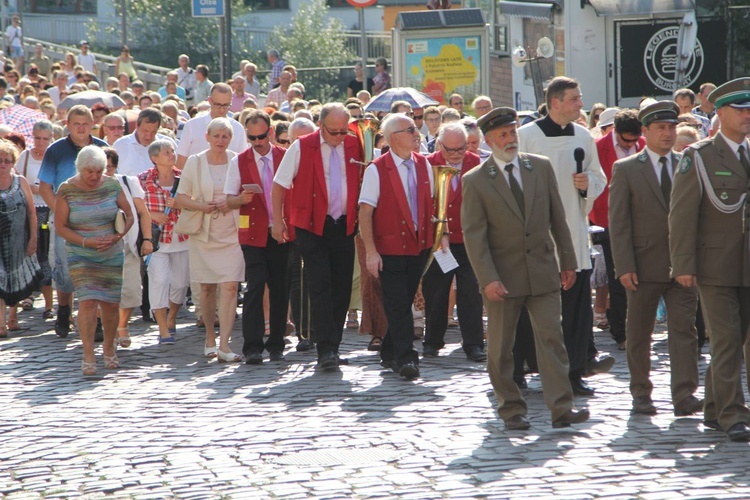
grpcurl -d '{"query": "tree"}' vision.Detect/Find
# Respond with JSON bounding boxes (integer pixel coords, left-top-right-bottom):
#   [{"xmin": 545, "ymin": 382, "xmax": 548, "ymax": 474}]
[
  {"xmin": 268, "ymin": 0, "xmax": 353, "ymax": 102},
  {"xmin": 89, "ymin": 0, "xmax": 253, "ymax": 74}
]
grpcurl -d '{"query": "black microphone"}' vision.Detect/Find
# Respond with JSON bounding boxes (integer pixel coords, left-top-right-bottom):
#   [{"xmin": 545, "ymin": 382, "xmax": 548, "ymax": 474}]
[{"xmin": 574, "ymin": 148, "xmax": 586, "ymax": 198}]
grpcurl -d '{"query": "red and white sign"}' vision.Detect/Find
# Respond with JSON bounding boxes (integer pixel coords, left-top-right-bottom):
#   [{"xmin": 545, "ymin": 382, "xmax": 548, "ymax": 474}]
[{"xmin": 346, "ymin": 0, "xmax": 377, "ymax": 7}]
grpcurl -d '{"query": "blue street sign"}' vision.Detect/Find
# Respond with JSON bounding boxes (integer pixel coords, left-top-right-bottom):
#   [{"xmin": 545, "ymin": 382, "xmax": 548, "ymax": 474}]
[{"xmin": 192, "ymin": 0, "xmax": 224, "ymax": 17}]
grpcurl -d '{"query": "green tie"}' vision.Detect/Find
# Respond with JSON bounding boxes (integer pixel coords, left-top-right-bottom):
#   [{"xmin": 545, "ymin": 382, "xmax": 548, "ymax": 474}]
[
  {"xmin": 505, "ymin": 164, "xmax": 524, "ymax": 217},
  {"xmin": 739, "ymin": 145, "xmax": 750, "ymax": 178},
  {"xmin": 659, "ymin": 156, "xmax": 671, "ymax": 206}
]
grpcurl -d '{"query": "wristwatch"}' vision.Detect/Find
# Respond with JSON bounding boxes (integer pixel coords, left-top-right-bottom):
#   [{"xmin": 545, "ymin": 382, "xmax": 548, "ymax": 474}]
[{"xmin": 143, "ymin": 238, "xmax": 154, "ymax": 243}]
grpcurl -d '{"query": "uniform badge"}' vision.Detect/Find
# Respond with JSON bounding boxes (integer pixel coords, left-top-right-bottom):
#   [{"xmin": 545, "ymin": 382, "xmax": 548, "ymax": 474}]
[
  {"xmin": 678, "ymin": 155, "xmax": 692, "ymax": 174},
  {"xmin": 720, "ymin": 191, "xmax": 729, "ymax": 201},
  {"xmin": 638, "ymin": 152, "xmax": 648, "ymax": 163},
  {"xmin": 488, "ymin": 164, "xmax": 498, "ymax": 178},
  {"xmin": 521, "ymin": 157, "xmax": 533, "ymax": 170}
]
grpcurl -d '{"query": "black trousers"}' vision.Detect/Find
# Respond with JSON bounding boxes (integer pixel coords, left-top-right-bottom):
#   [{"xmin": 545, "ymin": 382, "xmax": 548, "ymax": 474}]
[
  {"xmin": 599, "ymin": 228, "xmax": 627, "ymax": 343},
  {"xmin": 380, "ymin": 250, "xmax": 429, "ymax": 367},
  {"xmin": 562, "ymin": 269, "xmax": 595, "ymax": 377},
  {"xmin": 513, "ymin": 306, "xmax": 539, "ymax": 378},
  {"xmin": 294, "ymin": 218, "xmax": 355, "ymax": 358},
  {"xmin": 288, "ymin": 243, "xmax": 313, "ymax": 341},
  {"xmin": 423, "ymin": 243, "xmax": 484, "ymax": 352},
  {"xmin": 241, "ymin": 238, "xmax": 290, "ymax": 355}
]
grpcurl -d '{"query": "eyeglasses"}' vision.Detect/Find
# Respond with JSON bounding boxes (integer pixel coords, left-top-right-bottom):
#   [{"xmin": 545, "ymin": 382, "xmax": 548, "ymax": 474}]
[
  {"xmin": 394, "ymin": 126, "xmax": 419, "ymax": 135},
  {"xmin": 0, "ymin": 159, "xmax": 15, "ymax": 164},
  {"xmin": 443, "ymin": 145, "xmax": 467, "ymax": 154},
  {"xmin": 322, "ymin": 122, "xmax": 348, "ymax": 136},
  {"xmin": 277, "ymin": 138, "xmax": 290, "ymax": 145},
  {"xmin": 211, "ymin": 102, "xmax": 231, "ymax": 109},
  {"xmin": 413, "ymin": 114, "xmax": 424, "ymax": 120},
  {"xmin": 106, "ymin": 125, "xmax": 125, "ymax": 130},
  {"xmin": 247, "ymin": 129, "xmax": 270, "ymax": 141}
]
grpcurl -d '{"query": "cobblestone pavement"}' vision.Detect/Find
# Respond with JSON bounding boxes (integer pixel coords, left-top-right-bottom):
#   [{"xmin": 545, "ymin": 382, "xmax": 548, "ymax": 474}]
[{"xmin": 1, "ymin": 299, "xmax": 750, "ymax": 499}]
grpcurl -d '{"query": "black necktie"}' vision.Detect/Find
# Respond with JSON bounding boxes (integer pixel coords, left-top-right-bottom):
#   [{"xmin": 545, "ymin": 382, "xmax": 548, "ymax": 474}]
[
  {"xmin": 739, "ymin": 145, "xmax": 750, "ymax": 178},
  {"xmin": 505, "ymin": 164, "xmax": 524, "ymax": 217},
  {"xmin": 659, "ymin": 156, "xmax": 671, "ymax": 206}
]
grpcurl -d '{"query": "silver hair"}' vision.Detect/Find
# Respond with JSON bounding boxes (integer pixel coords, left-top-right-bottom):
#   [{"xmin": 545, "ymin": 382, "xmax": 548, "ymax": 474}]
[
  {"xmin": 288, "ymin": 117, "xmax": 317, "ymax": 142},
  {"xmin": 381, "ymin": 113, "xmax": 414, "ymax": 141},
  {"xmin": 319, "ymin": 102, "xmax": 349, "ymax": 124},
  {"xmin": 32, "ymin": 119, "xmax": 54, "ymax": 134},
  {"xmin": 437, "ymin": 122, "xmax": 468, "ymax": 143},
  {"xmin": 206, "ymin": 117, "xmax": 234, "ymax": 137},
  {"xmin": 148, "ymin": 139, "xmax": 175, "ymax": 160},
  {"xmin": 75, "ymin": 145, "xmax": 107, "ymax": 172}
]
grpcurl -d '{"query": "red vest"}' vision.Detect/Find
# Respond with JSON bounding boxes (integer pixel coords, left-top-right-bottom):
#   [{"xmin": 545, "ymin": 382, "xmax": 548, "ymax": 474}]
[
  {"xmin": 426, "ymin": 150, "xmax": 480, "ymax": 245},
  {"xmin": 372, "ymin": 152, "xmax": 434, "ymax": 256},
  {"xmin": 290, "ymin": 131, "xmax": 363, "ymax": 236},
  {"xmin": 237, "ymin": 145, "xmax": 293, "ymax": 247}
]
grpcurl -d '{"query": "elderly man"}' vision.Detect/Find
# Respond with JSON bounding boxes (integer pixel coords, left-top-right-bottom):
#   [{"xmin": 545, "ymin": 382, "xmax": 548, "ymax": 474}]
[
  {"xmin": 114, "ymin": 108, "xmax": 175, "ymax": 177},
  {"xmin": 230, "ymin": 75, "xmax": 252, "ymax": 113},
  {"xmin": 175, "ymin": 54, "xmax": 196, "ymax": 102},
  {"xmin": 267, "ymin": 49, "xmax": 286, "ymax": 88},
  {"xmin": 422, "ymin": 122, "xmax": 484, "ymax": 362},
  {"xmin": 176, "ymin": 83, "xmax": 247, "ymax": 169},
  {"xmin": 102, "ymin": 113, "xmax": 126, "ymax": 146},
  {"xmin": 266, "ymin": 70, "xmax": 292, "ymax": 107},
  {"xmin": 693, "ymin": 82, "xmax": 717, "ymax": 121},
  {"xmin": 448, "ymin": 93, "xmax": 466, "ymax": 118},
  {"xmin": 243, "ymin": 62, "xmax": 261, "ymax": 98},
  {"xmin": 518, "ymin": 76, "xmax": 611, "ymax": 396},
  {"xmin": 280, "ymin": 85, "xmax": 304, "ymax": 114},
  {"xmin": 225, "ymin": 110, "xmax": 291, "ymax": 364},
  {"xmin": 670, "ymin": 78, "xmax": 750, "ymax": 441},
  {"xmin": 472, "ymin": 96, "xmax": 493, "ymax": 118},
  {"xmin": 48, "ymin": 71, "xmax": 70, "ymax": 107},
  {"xmin": 193, "ymin": 65, "xmax": 213, "ymax": 104},
  {"xmin": 462, "ymin": 107, "xmax": 589, "ymax": 430},
  {"xmin": 359, "ymin": 113, "xmax": 434, "ymax": 380},
  {"xmin": 158, "ymin": 71, "xmax": 186, "ymax": 101},
  {"xmin": 609, "ymin": 100, "xmax": 701, "ymax": 417},
  {"xmin": 272, "ymin": 103, "xmax": 363, "ymax": 371},
  {"xmin": 38, "ymin": 106, "xmax": 108, "ymax": 338},
  {"xmin": 30, "ymin": 43, "xmax": 51, "ymax": 78}
]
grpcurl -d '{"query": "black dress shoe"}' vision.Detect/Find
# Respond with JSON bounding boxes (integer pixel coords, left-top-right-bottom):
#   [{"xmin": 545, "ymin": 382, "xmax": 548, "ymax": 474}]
[
  {"xmin": 245, "ymin": 352, "xmax": 263, "ymax": 365},
  {"xmin": 380, "ymin": 359, "xmax": 398, "ymax": 373},
  {"xmin": 674, "ymin": 395, "xmax": 703, "ymax": 416},
  {"xmin": 269, "ymin": 351, "xmax": 285, "ymax": 362},
  {"xmin": 422, "ymin": 344, "xmax": 439, "ymax": 357},
  {"xmin": 552, "ymin": 408, "xmax": 591, "ymax": 428},
  {"xmin": 703, "ymin": 420, "xmax": 723, "ymax": 432},
  {"xmin": 632, "ymin": 396, "xmax": 657, "ymax": 415},
  {"xmin": 585, "ymin": 355, "xmax": 615, "ymax": 377},
  {"xmin": 727, "ymin": 422, "xmax": 750, "ymax": 442},
  {"xmin": 398, "ymin": 362, "xmax": 420, "ymax": 380},
  {"xmin": 513, "ymin": 376, "xmax": 528, "ymax": 389},
  {"xmin": 316, "ymin": 351, "xmax": 338, "ymax": 371},
  {"xmin": 504, "ymin": 414, "xmax": 531, "ymax": 430},
  {"xmin": 296, "ymin": 339, "xmax": 314, "ymax": 352},
  {"xmin": 465, "ymin": 346, "xmax": 487, "ymax": 362},
  {"xmin": 570, "ymin": 376, "xmax": 595, "ymax": 396}
]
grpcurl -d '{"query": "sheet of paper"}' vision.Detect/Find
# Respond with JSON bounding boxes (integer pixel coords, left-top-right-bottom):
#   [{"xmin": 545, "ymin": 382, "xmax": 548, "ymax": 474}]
[{"xmin": 434, "ymin": 249, "xmax": 459, "ymax": 273}]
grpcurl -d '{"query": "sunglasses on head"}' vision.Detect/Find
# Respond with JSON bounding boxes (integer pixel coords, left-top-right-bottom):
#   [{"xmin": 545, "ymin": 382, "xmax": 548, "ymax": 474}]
[{"xmin": 247, "ymin": 130, "xmax": 270, "ymax": 141}]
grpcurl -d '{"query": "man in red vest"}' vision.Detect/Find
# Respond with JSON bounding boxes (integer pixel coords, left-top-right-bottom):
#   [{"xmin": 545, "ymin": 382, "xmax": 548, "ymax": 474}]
[
  {"xmin": 226, "ymin": 110, "xmax": 291, "ymax": 364},
  {"xmin": 272, "ymin": 103, "xmax": 363, "ymax": 370},
  {"xmin": 423, "ymin": 122, "xmax": 485, "ymax": 362},
  {"xmin": 359, "ymin": 113, "xmax": 435, "ymax": 380}
]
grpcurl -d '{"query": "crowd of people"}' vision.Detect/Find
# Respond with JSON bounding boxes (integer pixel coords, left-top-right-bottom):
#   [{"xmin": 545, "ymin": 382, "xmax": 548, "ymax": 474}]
[{"xmin": 0, "ymin": 39, "xmax": 749, "ymax": 441}]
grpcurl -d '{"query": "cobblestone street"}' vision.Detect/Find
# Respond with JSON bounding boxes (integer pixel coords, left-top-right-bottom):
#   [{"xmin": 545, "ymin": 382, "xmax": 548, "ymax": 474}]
[{"xmin": 1, "ymin": 301, "xmax": 749, "ymax": 498}]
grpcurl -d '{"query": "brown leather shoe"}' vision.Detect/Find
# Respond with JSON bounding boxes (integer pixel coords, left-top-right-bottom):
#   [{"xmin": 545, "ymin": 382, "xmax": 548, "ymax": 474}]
[
  {"xmin": 632, "ymin": 396, "xmax": 657, "ymax": 415},
  {"xmin": 552, "ymin": 408, "xmax": 591, "ymax": 428},
  {"xmin": 674, "ymin": 395, "xmax": 703, "ymax": 416},
  {"xmin": 504, "ymin": 414, "xmax": 531, "ymax": 430}
]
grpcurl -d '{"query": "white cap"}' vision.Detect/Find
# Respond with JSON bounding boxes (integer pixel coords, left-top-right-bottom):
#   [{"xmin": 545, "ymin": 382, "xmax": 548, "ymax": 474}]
[{"xmin": 598, "ymin": 107, "xmax": 619, "ymax": 129}]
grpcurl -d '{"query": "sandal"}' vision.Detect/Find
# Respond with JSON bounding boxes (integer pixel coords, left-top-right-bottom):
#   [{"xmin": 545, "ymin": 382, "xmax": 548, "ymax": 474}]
[
  {"xmin": 204, "ymin": 344, "xmax": 217, "ymax": 358},
  {"xmin": 19, "ymin": 297, "xmax": 34, "ymax": 311},
  {"xmin": 42, "ymin": 309, "xmax": 55, "ymax": 320},
  {"xmin": 104, "ymin": 354, "xmax": 120, "ymax": 370},
  {"xmin": 367, "ymin": 337, "xmax": 382, "ymax": 352},
  {"xmin": 217, "ymin": 349, "xmax": 242, "ymax": 363},
  {"xmin": 7, "ymin": 318, "xmax": 20, "ymax": 331},
  {"xmin": 82, "ymin": 360, "xmax": 97, "ymax": 376},
  {"xmin": 116, "ymin": 327, "xmax": 131, "ymax": 348}
]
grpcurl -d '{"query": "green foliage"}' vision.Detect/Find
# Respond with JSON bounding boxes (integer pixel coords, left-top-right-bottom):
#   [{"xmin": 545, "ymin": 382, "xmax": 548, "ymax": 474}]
[
  {"xmin": 268, "ymin": 0, "xmax": 353, "ymax": 102},
  {"xmin": 89, "ymin": 0, "xmax": 253, "ymax": 72}
]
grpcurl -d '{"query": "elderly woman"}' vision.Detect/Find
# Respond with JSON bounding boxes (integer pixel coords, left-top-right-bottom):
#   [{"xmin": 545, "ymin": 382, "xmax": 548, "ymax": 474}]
[
  {"xmin": 138, "ymin": 140, "xmax": 189, "ymax": 345},
  {"xmin": 54, "ymin": 146, "xmax": 133, "ymax": 375},
  {"xmin": 176, "ymin": 117, "xmax": 243, "ymax": 362},
  {"xmin": 14, "ymin": 120, "xmax": 55, "ymax": 320},
  {"xmin": 103, "ymin": 148, "xmax": 154, "ymax": 348},
  {"xmin": 0, "ymin": 140, "xmax": 42, "ymax": 338}
]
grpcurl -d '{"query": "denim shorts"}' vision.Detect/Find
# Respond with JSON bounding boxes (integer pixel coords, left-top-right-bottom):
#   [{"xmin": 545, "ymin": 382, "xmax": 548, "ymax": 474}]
[{"xmin": 10, "ymin": 46, "xmax": 22, "ymax": 58}]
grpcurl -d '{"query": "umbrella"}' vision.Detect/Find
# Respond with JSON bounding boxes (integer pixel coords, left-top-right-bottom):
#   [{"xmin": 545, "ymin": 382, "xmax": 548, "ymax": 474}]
[
  {"xmin": 0, "ymin": 104, "xmax": 48, "ymax": 145},
  {"xmin": 58, "ymin": 90, "xmax": 126, "ymax": 110},
  {"xmin": 114, "ymin": 108, "xmax": 140, "ymax": 135},
  {"xmin": 363, "ymin": 87, "xmax": 440, "ymax": 113}
]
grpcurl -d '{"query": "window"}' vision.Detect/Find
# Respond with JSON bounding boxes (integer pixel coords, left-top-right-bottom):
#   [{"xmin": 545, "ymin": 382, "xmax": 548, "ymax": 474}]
[
  {"xmin": 246, "ymin": 0, "xmax": 290, "ymax": 9},
  {"xmin": 326, "ymin": 0, "xmax": 349, "ymax": 6},
  {"xmin": 22, "ymin": 0, "xmax": 97, "ymax": 14}
]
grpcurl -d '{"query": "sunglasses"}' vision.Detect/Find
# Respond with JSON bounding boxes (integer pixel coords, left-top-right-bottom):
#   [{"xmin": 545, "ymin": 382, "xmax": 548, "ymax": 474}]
[
  {"xmin": 277, "ymin": 138, "xmax": 290, "ymax": 145},
  {"xmin": 322, "ymin": 122, "xmax": 348, "ymax": 136},
  {"xmin": 413, "ymin": 114, "xmax": 424, "ymax": 120},
  {"xmin": 247, "ymin": 130, "xmax": 270, "ymax": 141}
]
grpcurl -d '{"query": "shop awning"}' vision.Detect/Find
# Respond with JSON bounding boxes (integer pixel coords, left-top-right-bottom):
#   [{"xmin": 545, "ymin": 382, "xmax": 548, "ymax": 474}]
[
  {"xmin": 585, "ymin": 0, "xmax": 695, "ymax": 17},
  {"xmin": 498, "ymin": 0, "xmax": 560, "ymax": 21}
]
